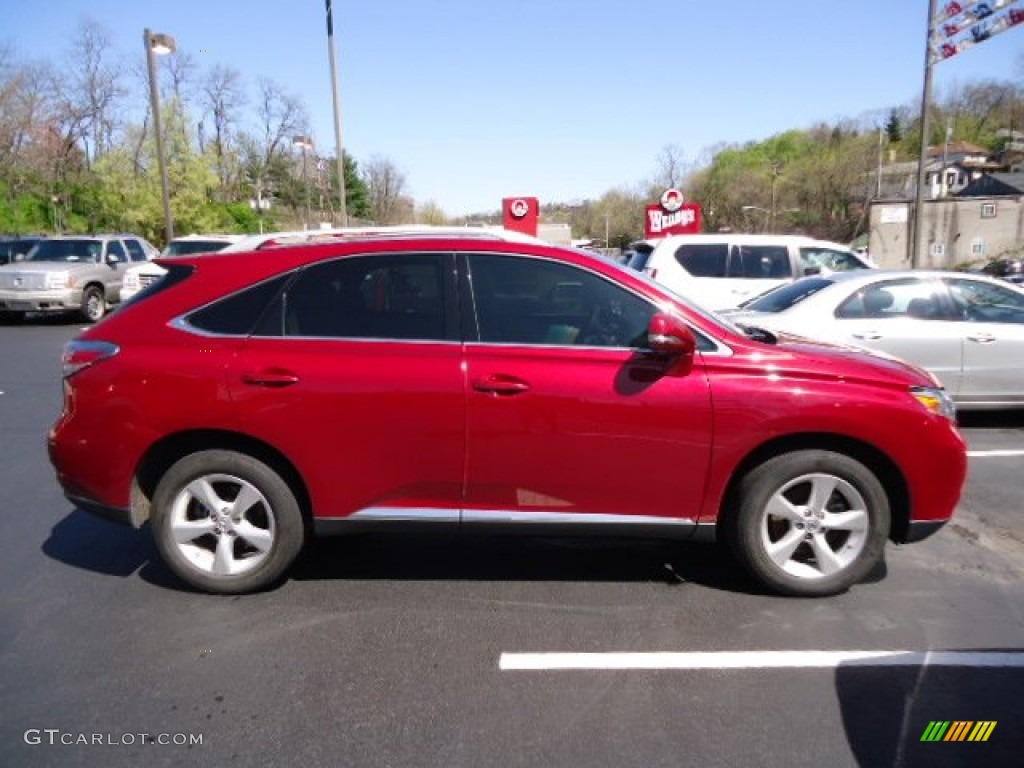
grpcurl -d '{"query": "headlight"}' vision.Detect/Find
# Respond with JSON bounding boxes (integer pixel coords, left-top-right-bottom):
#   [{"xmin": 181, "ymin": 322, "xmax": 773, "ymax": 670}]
[
  {"xmin": 45, "ymin": 272, "xmax": 71, "ymax": 289},
  {"xmin": 911, "ymin": 386, "xmax": 956, "ymax": 421},
  {"xmin": 123, "ymin": 271, "xmax": 139, "ymax": 289}
]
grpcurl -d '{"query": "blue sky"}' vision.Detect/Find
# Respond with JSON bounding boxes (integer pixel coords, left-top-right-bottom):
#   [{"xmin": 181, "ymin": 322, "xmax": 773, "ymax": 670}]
[{"xmin": 2, "ymin": 1, "xmax": 1022, "ymax": 215}]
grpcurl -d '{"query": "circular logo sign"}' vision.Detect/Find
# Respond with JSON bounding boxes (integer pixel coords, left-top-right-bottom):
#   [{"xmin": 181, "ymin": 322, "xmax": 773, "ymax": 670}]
[
  {"xmin": 509, "ymin": 198, "xmax": 530, "ymax": 219},
  {"xmin": 660, "ymin": 188, "xmax": 684, "ymax": 212}
]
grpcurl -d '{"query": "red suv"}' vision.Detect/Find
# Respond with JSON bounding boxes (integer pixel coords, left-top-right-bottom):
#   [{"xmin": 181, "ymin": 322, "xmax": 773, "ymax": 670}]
[{"xmin": 48, "ymin": 233, "xmax": 967, "ymax": 596}]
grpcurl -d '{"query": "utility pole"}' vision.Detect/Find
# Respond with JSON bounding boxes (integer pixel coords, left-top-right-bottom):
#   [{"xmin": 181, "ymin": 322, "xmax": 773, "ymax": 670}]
[
  {"xmin": 912, "ymin": 0, "xmax": 940, "ymax": 269},
  {"xmin": 325, "ymin": 0, "xmax": 348, "ymax": 226}
]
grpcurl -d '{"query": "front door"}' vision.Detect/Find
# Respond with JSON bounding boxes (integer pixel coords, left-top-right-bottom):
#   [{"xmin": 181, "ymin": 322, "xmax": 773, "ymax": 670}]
[{"xmin": 461, "ymin": 252, "xmax": 713, "ymax": 531}]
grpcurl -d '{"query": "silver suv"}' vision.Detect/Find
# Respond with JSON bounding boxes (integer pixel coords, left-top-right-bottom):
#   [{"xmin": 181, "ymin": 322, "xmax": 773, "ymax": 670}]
[{"xmin": 0, "ymin": 234, "xmax": 158, "ymax": 322}]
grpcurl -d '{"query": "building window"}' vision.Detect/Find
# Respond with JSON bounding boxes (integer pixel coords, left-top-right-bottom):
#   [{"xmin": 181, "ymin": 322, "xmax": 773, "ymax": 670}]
[
  {"xmin": 971, "ymin": 239, "xmax": 985, "ymax": 257},
  {"xmin": 980, "ymin": 203, "xmax": 997, "ymax": 219},
  {"xmin": 931, "ymin": 242, "xmax": 946, "ymax": 258}
]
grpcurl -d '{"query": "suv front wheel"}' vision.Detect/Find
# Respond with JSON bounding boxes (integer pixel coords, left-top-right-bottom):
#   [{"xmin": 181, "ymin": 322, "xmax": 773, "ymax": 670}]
[
  {"xmin": 80, "ymin": 285, "xmax": 106, "ymax": 323},
  {"xmin": 151, "ymin": 450, "xmax": 306, "ymax": 594},
  {"xmin": 726, "ymin": 450, "xmax": 890, "ymax": 597}
]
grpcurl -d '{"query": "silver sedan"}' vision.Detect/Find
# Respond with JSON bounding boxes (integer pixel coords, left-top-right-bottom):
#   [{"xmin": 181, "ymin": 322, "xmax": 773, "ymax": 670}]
[{"xmin": 721, "ymin": 270, "xmax": 1024, "ymax": 410}]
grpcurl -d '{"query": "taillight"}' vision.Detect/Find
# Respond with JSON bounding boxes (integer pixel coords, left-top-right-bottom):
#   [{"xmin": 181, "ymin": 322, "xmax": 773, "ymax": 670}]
[{"xmin": 62, "ymin": 340, "xmax": 119, "ymax": 378}]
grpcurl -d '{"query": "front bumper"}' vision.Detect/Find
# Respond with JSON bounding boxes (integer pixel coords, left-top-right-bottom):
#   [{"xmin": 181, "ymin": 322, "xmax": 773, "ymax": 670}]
[{"xmin": 0, "ymin": 288, "xmax": 79, "ymax": 312}]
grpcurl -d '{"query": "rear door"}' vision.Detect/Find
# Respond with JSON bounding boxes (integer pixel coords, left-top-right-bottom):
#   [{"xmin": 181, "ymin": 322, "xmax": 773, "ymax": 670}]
[
  {"xmin": 222, "ymin": 252, "xmax": 467, "ymax": 521},
  {"xmin": 461, "ymin": 251, "xmax": 713, "ymax": 530}
]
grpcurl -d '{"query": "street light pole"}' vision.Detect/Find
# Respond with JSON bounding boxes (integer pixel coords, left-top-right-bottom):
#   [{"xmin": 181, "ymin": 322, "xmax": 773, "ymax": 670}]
[
  {"xmin": 144, "ymin": 28, "xmax": 175, "ymax": 245},
  {"xmin": 325, "ymin": 0, "xmax": 348, "ymax": 226},
  {"xmin": 293, "ymin": 135, "xmax": 314, "ymax": 230}
]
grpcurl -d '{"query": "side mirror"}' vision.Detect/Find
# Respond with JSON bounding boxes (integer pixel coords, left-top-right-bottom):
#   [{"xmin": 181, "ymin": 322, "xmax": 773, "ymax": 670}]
[
  {"xmin": 803, "ymin": 265, "xmax": 822, "ymax": 276},
  {"xmin": 646, "ymin": 313, "xmax": 696, "ymax": 358},
  {"xmin": 106, "ymin": 253, "xmax": 120, "ymax": 264}
]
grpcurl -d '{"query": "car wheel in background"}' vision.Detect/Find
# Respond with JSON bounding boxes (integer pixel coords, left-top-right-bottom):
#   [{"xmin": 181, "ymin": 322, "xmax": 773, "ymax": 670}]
[
  {"xmin": 80, "ymin": 286, "xmax": 106, "ymax": 323},
  {"xmin": 726, "ymin": 450, "xmax": 890, "ymax": 597},
  {"xmin": 151, "ymin": 450, "xmax": 306, "ymax": 594}
]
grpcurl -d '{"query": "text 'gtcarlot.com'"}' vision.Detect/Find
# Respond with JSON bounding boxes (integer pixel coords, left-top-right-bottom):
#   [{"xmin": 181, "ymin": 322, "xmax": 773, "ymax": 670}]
[{"xmin": 24, "ymin": 730, "xmax": 203, "ymax": 746}]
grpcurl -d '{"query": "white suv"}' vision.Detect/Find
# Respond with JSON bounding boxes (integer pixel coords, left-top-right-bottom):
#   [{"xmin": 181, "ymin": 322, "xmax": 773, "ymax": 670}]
[
  {"xmin": 629, "ymin": 234, "xmax": 875, "ymax": 311},
  {"xmin": 121, "ymin": 234, "xmax": 243, "ymax": 302}
]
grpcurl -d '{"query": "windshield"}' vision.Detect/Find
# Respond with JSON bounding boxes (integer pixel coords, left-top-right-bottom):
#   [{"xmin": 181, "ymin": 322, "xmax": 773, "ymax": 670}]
[
  {"xmin": 164, "ymin": 240, "xmax": 234, "ymax": 257},
  {"xmin": 26, "ymin": 239, "xmax": 102, "ymax": 263},
  {"xmin": 741, "ymin": 277, "xmax": 835, "ymax": 313}
]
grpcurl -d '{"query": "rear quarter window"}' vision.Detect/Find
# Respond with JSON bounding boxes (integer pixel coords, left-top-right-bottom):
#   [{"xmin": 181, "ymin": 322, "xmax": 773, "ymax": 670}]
[{"xmin": 186, "ymin": 273, "xmax": 291, "ymax": 335}]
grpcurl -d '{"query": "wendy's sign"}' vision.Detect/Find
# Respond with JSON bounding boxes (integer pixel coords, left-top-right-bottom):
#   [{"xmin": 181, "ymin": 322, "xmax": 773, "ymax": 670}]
[
  {"xmin": 645, "ymin": 188, "xmax": 702, "ymax": 238},
  {"xmin": 502, "ymin": 197, "xmax": 539, "ymax": 236}
]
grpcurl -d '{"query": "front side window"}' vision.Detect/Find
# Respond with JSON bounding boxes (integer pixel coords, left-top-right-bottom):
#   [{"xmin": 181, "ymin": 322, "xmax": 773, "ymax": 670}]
[
  {"xmin": 836, "ymin": 279, "xmax": 949, "ymax": 320},
  {"xmin": 674, "ymin": 243, "xmax": 728, "ymax": 277},
  {"xmin": 468, "ymin": 253, "xmax": 655, "ymax": 348},
  {"xmin": 799, "ymin": 247, "xmax": 869, "ymax": 273},
  {"xmin": 106, "ymin": 240, "xmax": 127, "ymax": 262},
  {"xmin": 125, "ymin": 239, "xmax": 147, "ymax": 262},
  {"xmin": 274, "ymin": 253, "xmax": 447, "ymax": 341},
  {"xmin": 944, "ymin": 278, "xmax": 1024, "ymax": 324}
]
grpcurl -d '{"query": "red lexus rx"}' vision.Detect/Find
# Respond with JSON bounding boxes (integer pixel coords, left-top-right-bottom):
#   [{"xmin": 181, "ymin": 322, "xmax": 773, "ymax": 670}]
[{"xmin": 48, "ymin": 233, "xmax": 968, "ymax": 596}]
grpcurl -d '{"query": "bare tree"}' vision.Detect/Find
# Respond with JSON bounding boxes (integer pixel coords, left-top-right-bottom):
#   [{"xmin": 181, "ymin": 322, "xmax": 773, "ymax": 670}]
[
  {"xmin": 652, "ymin": 143, "xmax": 687, "ymax": 190},
  {"xmin": 201, "ymin": 64, "xmax": 247, "ymax": 194},
  {"xmin": 256, "ymin": 77, "xmax": 306, "ymax": 167},
  {"xmin": 67, "ymin": 20, "xmax": 126, "ymax": 165},
  {"xmin": 362, "ymin": 156, "xmax": 408, "ymax": 224},
  {"xmin": 416, "ymin": 199, "xmax": 447, "ymax": 225},
  {"xmin": 164, "ymin": 51, "xmax": 197, "ymax": 111}
]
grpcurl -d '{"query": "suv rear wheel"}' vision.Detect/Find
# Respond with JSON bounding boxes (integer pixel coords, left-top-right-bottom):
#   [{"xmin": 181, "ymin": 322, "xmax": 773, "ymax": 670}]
[
  {"xmin": 726, "ymin": 450, "xmax": 890, "ymax": 597},
  {"xmin": 151, "ymin": 450, "xmax": 306, "ymax": 594}
]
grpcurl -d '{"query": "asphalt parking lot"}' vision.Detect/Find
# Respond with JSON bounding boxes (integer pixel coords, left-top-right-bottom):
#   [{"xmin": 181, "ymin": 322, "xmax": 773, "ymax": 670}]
[{"xmin": 1, "ymin": 318, "xmax": 1022, "ymax": 768}]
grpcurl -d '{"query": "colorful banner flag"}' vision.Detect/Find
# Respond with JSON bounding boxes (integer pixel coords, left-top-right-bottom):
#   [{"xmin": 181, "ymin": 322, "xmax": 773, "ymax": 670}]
[{"xmin": 930, "ymin": 0, "xmax": 1024, "ymax": 61}]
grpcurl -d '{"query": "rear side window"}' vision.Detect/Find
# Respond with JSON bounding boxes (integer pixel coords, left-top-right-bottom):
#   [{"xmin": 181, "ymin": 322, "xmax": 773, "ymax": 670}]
[
  {"xmin": 836, "ymin": 279, "xmax": 948, "ymax": 320},
  {"xmin": 729, "ymin": 245, "xmax": 792, "ymax": 278},
  {"xmin": 265, "ymin": 253, "xmax": 448, "ymax": 340},
  {"xmin": 187, "ymin": 274, "xmax": 291, "ymax": 335},
  {"xmin": 674, "ymin": 243, "xmax": 728, "ymax": 277}
]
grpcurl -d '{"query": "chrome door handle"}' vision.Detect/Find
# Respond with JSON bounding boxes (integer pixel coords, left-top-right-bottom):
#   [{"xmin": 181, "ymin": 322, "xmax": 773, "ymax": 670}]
[
  {"xmin": 966, "ymin": 333, "xmax": 996, "ymax": 344},
  {"xmin": 472, "ymin": 376, "xmax": 530, "ymax": 395},
  {"xmin": 241, "ymin": 369, "xmax": 300, "ymax": 387},
  {"xmin": 852, "ymin": 331, "xmax": 882, "ymax": 340}
]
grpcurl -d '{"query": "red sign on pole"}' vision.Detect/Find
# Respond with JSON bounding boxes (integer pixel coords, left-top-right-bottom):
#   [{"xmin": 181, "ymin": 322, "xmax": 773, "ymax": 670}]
[
  {"xmin": 502, "ymin": 197, "xmax": 539, "ymax": 237},
  {"xmin": 644, "ymin": 188, "xmax": 702, "ymax": 238}
]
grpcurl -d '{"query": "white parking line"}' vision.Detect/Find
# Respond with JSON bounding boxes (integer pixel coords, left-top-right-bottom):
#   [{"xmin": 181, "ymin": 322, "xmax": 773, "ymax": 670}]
[
  {"xmin": 967, "ymin": 450, "xmax": 1024, "ymax": 457},
  {"xmin": 498, "ymin": 651, "xmax": 1024, "ymax": 671}
]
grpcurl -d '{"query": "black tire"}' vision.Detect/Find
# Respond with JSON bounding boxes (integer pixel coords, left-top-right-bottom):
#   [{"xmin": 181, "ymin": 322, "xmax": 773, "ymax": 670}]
[
  {"xmin": 725, "ymin": 450, "xmax": 890, "ymax": 597},
  {"xmin": 80, "ymin": 285, "xmax": 106, "ymax": 322},
  {"xmin": 151, "ymin": 450, "xmax": 306, "ymax": 594}
]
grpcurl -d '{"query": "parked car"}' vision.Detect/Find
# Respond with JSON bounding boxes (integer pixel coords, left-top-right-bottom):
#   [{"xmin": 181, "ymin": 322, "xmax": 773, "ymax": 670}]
[
  {"xmin": 629, "ymin": 234, "xmax": 875, "ymax": 310},
  {"xmin": 49, "ymin": 233, "xmax": 966, "ymax": 597},
  {"xmin": 0, "ymin": 234, "xmax": 158, "ymax": 322},
  {"xmin": 0, "ymin": 235, "xmax": 45, "ymax": 266},
  {"xmin": 120, "ymin": 234, "xmax": 243, "ymax": 303},
  {"xmin": 980, "ymin": 257, "xmax": 1024, "ymax": 285},
  {"xmin": 721, "ymin": 270, "xmax": 1024, "ymax": 409}
]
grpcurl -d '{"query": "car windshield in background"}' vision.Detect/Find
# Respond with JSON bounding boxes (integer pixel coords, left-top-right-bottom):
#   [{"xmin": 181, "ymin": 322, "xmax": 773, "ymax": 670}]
[
  {"xmin": 164, "ymin": 240, "xmax": 233, "ymax": 257},
  {"xmin": 26, "ymin": 239, "xmax": 102, "ymax": 263},
  {"xmin": 741, "ymin": 277, "xmax": 835, "ymax": 312},
  {"xmin": 0, "ymin": 238, "xmax": 40, "ymax": 264}
]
